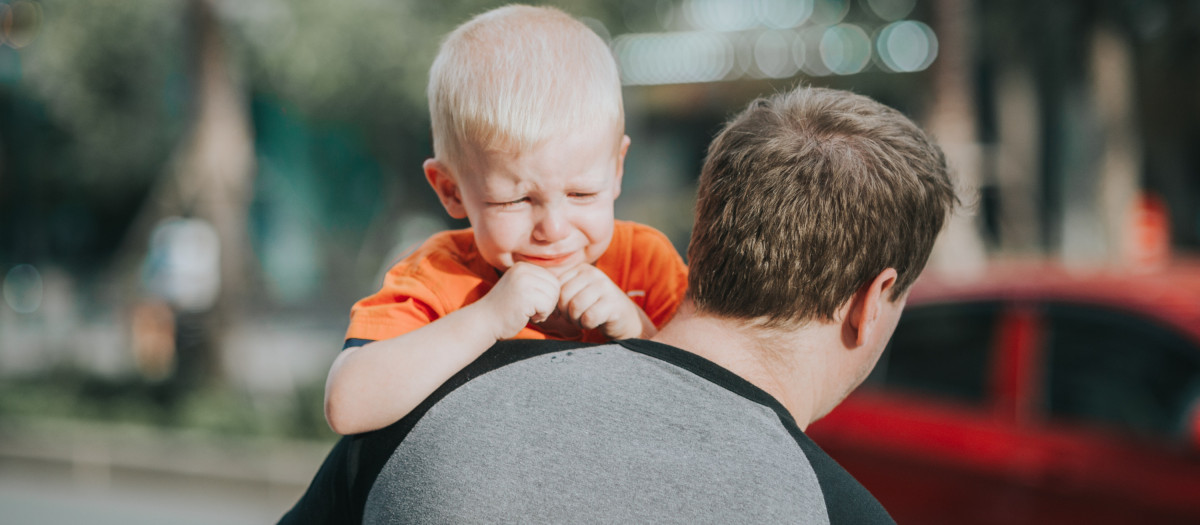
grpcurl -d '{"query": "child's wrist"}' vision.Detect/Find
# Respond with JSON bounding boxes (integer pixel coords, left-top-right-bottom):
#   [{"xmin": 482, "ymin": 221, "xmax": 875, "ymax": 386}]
[{"xmin": 461, "ymin": 300, "xmax": 508, "ymax": 342}]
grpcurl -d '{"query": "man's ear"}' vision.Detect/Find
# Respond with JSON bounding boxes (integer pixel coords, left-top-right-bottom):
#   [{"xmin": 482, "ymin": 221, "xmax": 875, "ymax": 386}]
[
  {"xmin": 612, "ymin": 135, "xmax": 631, "ymax": 199},
  {"xmin": 844, "ymin": 268, "xmax": 900, "ymax": 347},
  {"xmin": 423, "ymin": 158, "xmax": 468, "ymax": 219}
]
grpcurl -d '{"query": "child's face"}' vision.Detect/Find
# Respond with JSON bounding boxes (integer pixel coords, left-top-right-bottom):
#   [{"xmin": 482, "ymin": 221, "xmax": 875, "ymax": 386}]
[{"xmin": 425, "ymin": 124, "xmax": 630, "ymax": 275}]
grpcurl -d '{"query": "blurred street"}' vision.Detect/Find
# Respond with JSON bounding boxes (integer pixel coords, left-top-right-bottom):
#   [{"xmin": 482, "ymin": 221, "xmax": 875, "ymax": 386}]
[
  {"xmin": 0, "ymin": 314, "xmax": 341, "ymax": 525},
  {"xmin": 0, "ymin": 416, "xmax": 327, "ymax": 525}
]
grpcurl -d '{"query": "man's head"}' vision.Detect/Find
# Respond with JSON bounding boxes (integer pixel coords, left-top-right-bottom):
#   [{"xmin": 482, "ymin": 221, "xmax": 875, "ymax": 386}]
[
  {"xmin": 423, "ymin": 5, "xmax": 628, "ymax": 273},
  {"xmin": 687, "ymin": 86, "xmax": 957, "ymax": 327},
  {"xmin": 677, "ymin": 86, "xmax": 957, "ymax": 424}
]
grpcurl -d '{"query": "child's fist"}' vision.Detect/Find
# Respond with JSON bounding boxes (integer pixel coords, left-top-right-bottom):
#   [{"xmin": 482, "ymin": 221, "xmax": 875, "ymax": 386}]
[
  {"xmin": 479, "ymin": 262, "xmax": 560, "ymax": 340},
  {"xmin": 557, "ymin": 264, "xmax": 655, "ymax": 340}
]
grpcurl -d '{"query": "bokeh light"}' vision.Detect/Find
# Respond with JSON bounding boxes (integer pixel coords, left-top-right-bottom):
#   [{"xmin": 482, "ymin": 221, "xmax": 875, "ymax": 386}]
[
  {"xmin": 797, "ymin": 25, "xmax": 833, "ymax": 76},
  {"xmin": 809, "ymin": 0, "xmax": 850, "ymax": 25},
  {"xmin": 755, "ymin": 0, "xmax": 814, "ymax": 29},
  {"xmin": 144, "ymin": 217, "xmax": 221, "ymax": 313},
  {"xmin": 614, "ymin": 31, "xmax": 735, "ymax": 85},
  {"xmin": 754, "ymin": 30, "xmax": 799, "ymax": 78},
  {"xmin": 655, "ymin": 0, "xmax": 677, "ymax": 30},
  {"xmin": 875, "ymin": 20, "xmax": 938, "ymax": 72},
  {"xmin": 2, "ymin": 0, "xmax": 43, "ymax": 49},
  {"xmin": 614, "ymin": 0, "xmax": 901, "ymax": 83},
  {"xmin": 3, "ymin": 264, "xmax": 44, "ymax": 314},
  {"xmin": 791, "ymin": 34, "xmax": 809, "ymax": 72},
  {"xmin": 731, "ymin": 31, "xmax": 756, "ymax": 78},
  {"xmin": 0, "ymin": 4, "xmax": 7, "ymax": 47},
  {"xmin": 821, "ymin": 24, "xmax": 871, "ymax": 75},
  {"xmin": 865, "ymin": 0, "xmax": 917, "ymax": 22},
  {"xmin": 682, "ymin": 0, "xmax": 759, "ymax": 32}
]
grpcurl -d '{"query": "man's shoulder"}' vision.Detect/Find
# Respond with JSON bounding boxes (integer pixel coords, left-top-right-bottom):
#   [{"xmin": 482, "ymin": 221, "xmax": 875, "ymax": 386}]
[
  {"xmin": 361, "ymin": 339, "xmax": 851, "ymax": 524},
  {"xmin": 285, "ymin": 338, "xmax": 894, "ymax": 524}
]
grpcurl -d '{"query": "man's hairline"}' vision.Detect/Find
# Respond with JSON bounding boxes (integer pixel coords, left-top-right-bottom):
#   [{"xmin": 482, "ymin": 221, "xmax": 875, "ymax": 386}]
[{"xmin": 689, "ymin": 269, "xmax": 913, "ymax": 330}]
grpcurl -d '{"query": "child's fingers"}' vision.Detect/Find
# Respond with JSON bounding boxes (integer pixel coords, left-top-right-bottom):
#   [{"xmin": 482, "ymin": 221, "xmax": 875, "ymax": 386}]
[
  {"xmin": 492, "ymin": 262, "xmax": 563, "ymax": 328},
  {"xmin": 529, "ymin": 309, "xmax": 551, "ymax": 324},
  {"xmin": 576, "ymin": 300, "xmax": 614, "ymax": 331},
  {"xmin": 527, "ymin": 274, "xmax": 561, "ymax": 324},
  {"xmin": 557, "ymin": 265, "xmax": 605, "ymax": 310},
  {"xmin": 556, "ymin": 263, "xmax": 604, "ymax": 287},
  {"xmin": 564, "ymin": 286, "xmax": 605, "ymax": 328},
  {"xmin": 557, "ymin": 276, "xmax": 585, "ymax": 313},
  {"xmin": 555, "ymin": 264, "xmax": 642, "ymax": 336},
  {"xmin": 530, "ymin": 287, "xmax": 557, "ymax": 323},
  {"xmin": 555, "ymin": 262, "xmax": 589, "ymax": 283}
]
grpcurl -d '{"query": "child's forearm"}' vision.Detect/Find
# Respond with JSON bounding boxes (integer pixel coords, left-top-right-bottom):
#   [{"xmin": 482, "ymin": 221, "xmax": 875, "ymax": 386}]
[{"xmin": 324, "ymin": 303, "xmax": 501, "ymax": 435}]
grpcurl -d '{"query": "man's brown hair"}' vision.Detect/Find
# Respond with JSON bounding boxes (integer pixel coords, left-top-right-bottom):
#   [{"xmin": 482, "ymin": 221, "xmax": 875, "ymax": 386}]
[{"xmin": 686, "ymin": 86, "xmax": 957, "ymax": 327}]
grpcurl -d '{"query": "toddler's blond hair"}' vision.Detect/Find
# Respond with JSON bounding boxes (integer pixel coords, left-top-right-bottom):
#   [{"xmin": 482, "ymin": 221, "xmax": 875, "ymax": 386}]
[{"xmin": 428, "ymin": 5, "xmax": 624, "ymax": 171}]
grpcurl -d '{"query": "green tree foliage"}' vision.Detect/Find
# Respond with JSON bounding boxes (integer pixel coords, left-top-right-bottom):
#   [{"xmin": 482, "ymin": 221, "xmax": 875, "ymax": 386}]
[
  {"xmin": 17, "ymin": 0, "xmax": 186, "ymax": 197},
  {"xmin": 228, "ymin": 0, "xmax": 624, "ymax": 128},
  {"xmin": 15, "ymin": 0, "xmax": 625, "ymax": 209}
]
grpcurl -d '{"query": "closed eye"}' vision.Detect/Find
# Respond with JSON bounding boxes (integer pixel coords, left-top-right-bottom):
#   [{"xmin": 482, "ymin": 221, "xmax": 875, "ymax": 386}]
[
  {"xmin": 569, "ymin": 192, "xmax": 599, "ymax": 200},
  {"xmin": 488, "ymin": 197, "xmax": 529, "ymax": 208}
]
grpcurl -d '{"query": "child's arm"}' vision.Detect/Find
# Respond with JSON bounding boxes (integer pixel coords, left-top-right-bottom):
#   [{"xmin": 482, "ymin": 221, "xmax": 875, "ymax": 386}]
[
  {"xmin": 324, "ymin": 262, "xmax": 560, "ymax": 435},
  {"xmin": 556, "ymin": 264, "xmax": 656, "ymax": 340}
]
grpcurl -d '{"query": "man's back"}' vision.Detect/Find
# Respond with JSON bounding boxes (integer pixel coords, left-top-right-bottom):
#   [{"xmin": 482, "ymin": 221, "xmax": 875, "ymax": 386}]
[{"xmin": 282, "ymin": 339, "xmax": 893, "ymax": 524}]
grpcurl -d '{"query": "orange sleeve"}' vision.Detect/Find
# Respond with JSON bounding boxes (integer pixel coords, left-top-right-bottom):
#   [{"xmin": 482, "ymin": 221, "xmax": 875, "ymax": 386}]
[
  {"xmin": 633, "ymin": 225, "xmax": 689, "ymax": 328},
  {"xmin": 345, "ymin": 257, "xmax": 554, "ymax": 343},
  {"xmin": 344, "ymin": 262, "xmax": 447, "ymax": 342},
  {"xmin": 343, "ymin": 230, "xmax": 498, "ymax": 342},
  {"xmin": 599, "ymin": 221, "xmax": 689, "ymax": 329}
]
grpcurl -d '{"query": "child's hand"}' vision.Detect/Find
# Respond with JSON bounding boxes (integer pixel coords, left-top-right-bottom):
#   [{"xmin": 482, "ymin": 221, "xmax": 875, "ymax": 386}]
[
  {"xmin": 557, "ymin": 264, "xmax": 656, "ymax": 340},
  {"xmin": 477, "ymin": 262, "xmax": 561, "ymax": 340}
]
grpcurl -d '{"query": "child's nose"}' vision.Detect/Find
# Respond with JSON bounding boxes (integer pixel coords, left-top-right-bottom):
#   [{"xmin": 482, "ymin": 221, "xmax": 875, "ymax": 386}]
[{"xmin": 532, "ymin": 204, "xmax": 569, "ymax": 243}]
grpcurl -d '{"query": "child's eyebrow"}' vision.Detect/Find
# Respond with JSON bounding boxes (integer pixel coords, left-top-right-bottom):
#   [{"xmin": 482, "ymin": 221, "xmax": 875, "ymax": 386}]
[
  {"xmin": 567, "ymin": 182, "xmax": 605, "ymax": 193},
  {"xmin": 562, "ymin": 170, "xmax": 612, "ymax": 186},
  {"xmin": 480, "ymin": 182, "xmax": 537, "ymax": 202}
]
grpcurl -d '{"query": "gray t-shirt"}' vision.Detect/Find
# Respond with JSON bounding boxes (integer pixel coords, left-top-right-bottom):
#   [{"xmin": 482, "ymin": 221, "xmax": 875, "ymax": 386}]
[{"xmin": 281, "ymin": 339, "xmax": 893, "ymax": 524}]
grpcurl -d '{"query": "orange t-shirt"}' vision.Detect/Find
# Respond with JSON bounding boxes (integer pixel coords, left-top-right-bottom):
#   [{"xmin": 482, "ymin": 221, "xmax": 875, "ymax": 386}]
[{"xmin": 345, "ymin": 220, "xmax": 688, "ymax": 344}]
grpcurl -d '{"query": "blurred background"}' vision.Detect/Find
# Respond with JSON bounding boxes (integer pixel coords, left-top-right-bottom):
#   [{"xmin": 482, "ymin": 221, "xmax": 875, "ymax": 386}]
[{"xmin": 1, "ymin": 0, "xmax": 1198, "ymax": 523}]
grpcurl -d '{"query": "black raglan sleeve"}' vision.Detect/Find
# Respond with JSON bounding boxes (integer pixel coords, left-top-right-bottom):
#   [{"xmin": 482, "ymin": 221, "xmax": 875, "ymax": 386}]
[
  {"xmin": 794, "ymin": 432, "xmax": 895, "ymax": 524},
  {"xmin": 278, "ymin": 436, "xmax": 361, "ymax": 524}
]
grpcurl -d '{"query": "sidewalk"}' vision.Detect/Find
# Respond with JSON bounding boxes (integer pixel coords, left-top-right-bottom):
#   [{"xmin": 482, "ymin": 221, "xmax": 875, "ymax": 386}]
[{"xmin": 0, "ymin": 415, "xmax": 332, "ymax": 522}]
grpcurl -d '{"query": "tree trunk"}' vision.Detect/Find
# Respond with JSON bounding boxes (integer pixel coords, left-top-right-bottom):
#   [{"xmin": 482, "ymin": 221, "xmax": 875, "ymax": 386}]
[
  {"xmin": 175, "ymin": 0, "xmax": 256, "ymax": 383},
  {"xmin": 1089, "ymin": 26, "xmax": 1141, "ymax": 268},
  {"xmin": 925, "ymin": 0, "xmax": 987, "ymax": 277},
  {"xmin": 115, "ymin": 0, "xmax": 255, "ymax": 387},
  {"xmin": 991, "ymin": 63, "xmax": 1042, "ymax": 255}
]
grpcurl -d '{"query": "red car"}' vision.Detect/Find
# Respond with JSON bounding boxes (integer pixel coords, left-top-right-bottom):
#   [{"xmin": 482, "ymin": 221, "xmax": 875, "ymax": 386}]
[{"xmin": 808, "ymin": 260, "xmax": 1200, "ymax": 524}]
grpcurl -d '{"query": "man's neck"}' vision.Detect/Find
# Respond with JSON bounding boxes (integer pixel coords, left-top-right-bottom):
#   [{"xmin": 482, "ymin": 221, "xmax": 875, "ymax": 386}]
[{"xmin": 651, "ymin": 304, "xmax": 833, "ymax": 430}]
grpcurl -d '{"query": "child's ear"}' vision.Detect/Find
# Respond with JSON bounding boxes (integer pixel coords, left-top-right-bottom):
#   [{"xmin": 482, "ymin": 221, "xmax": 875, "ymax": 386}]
[
  {"xmin": 613, "ymin": 135, "xmax": 631, "ymax": 199},
  {"xmin": 423, "ymin": 159, "xmax": 468, "ymax": 219}
]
